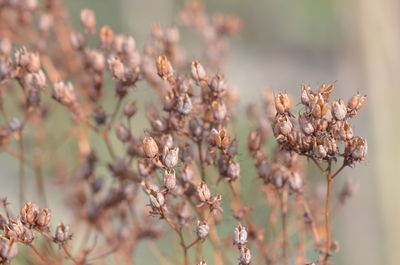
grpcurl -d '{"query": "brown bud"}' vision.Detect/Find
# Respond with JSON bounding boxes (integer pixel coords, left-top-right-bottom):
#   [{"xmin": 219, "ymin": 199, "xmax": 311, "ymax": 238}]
[
  {"xmin": 143, "ymin": 137, "xmax": 159, "ymax": 158},
  {"xmin": 115, "ymin": 125, "xmax": 131, "ymax": 142},
  {"xmin": 239, "ymin": 247, "xmax": 252, "ymax": 265},
  {"xmin": 211, "ymin": 101, "xmax": 227, "ymax": 121},
  {"xmin": 210, "ymin": 74, "xmax": 227, "ymax": 93},
  {"xmin": 233, "ymin": 223, "xmax": 247, "ymax": 245},
  {"xmin": 177, "ymin": 94, "xmax": 192, "ymax": 115}
]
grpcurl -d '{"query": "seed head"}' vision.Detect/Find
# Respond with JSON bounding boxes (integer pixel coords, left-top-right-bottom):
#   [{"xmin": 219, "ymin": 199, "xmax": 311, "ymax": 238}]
[{"xmin": 143, "ymin": 137, "xmax": 159, "ymax": 158}]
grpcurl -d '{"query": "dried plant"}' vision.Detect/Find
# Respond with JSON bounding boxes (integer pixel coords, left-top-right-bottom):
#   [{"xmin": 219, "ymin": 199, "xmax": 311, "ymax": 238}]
[{"xmin": 0, "ymin": 1, "xmax": 366, "ymax": 265}]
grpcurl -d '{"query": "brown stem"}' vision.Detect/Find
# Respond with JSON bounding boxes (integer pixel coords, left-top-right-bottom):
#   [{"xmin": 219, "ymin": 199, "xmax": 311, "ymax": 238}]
[
  {"xmin": 323, "ymin": 174, "xmax": 332, "ymax": 265},
  {"xmin": 279, "ymin": 189, "xmax": 289, "ymax": 265},
  {"xmin": 29, "ymin": 244, "xmax": 54, "ymax": 265},
  {"xmin": 197, "ymin": 140, "xmax": 206, "ymax": 181},
  {"xmin": 161, "ymin": 208, "xmax": 188, "ymax": 265},
  {"xmin": 62, "ymin": 244, "xmax": 79, "ymax": 265},
  {"xmin": 18, "ymin": 131, "xmax": 25, "ymax": 208}
]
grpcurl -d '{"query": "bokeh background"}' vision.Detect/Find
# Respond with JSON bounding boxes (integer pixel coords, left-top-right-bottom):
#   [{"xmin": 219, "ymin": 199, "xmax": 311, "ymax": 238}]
[{"xmin": 2, "ymin": 0, "xmax": 400, "ymax": 264}]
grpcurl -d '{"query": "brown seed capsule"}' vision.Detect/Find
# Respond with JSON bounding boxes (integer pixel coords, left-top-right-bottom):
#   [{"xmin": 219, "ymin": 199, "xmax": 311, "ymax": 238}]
[
  {"xmin": 0, "ymin": 237, "xmax": 18, "ymax": 262},
  {"xmin": 211, "ymin": 101, "xmax": 227, "ymax": 121},
  {"xmin": 108, "ymin": 56, "xmax": 125, "ymax": 80},
  {"xmin": 233, "ymin": 223, "xmax": 247, "ymax": 245},
  {"xmin": 115, "ymin": 125, "xmax": 131, "ymax": 142},
  {"xmin": 123, "ymin": 101, "xmax": 137, "ymax": 118},
  {"xmin": 332, "ymin": 99, "xmax": 347, "ymax": 120},
  {"xmin": 35, "ymin": 208, "xmax": 51, "ymax": 228},
  {"xmin": 100, "ymin": 26, "xmax": 114, "ymax": 47},
  {"xmin": 239, "ymin": 247, "xmax": 252, "ymax": 265},
  {"xmin": 191, "ymin": 61, "xmax": 206, "ymax": 81},
  {"xmin": 54, "ymin": 223, "xmax": 72, "ymax": 243},
  {"xmin": 20, "ymin": 202, "xmax": 39, "ymax": 226},
  {"xmin": 143, "ymin": 137, "xmax": 159, "ymax": 158},
  {"xmin": 80, "ymin": 9, "xmax": 96, "ymax": 30},
  {"xmin": 274, "ymin": 93, "xmax": 291, "ymax": 114},
  {"xmin": 156, "ymin": 55, "xmax": 173, "ymax": 78},
  {"xmin": 351, "ymin": 137, "xmax": 368, "ymax": 160},
  {"xmin": 197, "ymin": 261, "xmax": 207, "ymax": 265},
  {"xmin": 163, "ymin": 169, "xmax": 176, "ymax": 190},
  {"xmin": 177, "ymin": 94, "xmax": 192, "ymax": 115},
  {"xmin": 210, "ymin": 74, "xmax": 227, "ymax": 93},
  {"xmin": 197, "ymin": 181, "xmax": 211, "ymax": 202},
  {"xmin": 163, "ymin": 147, "xmax": 179, "ymax": 168},
  {"xmin": 196, "ymin": 221, "xmax": 209, "ymax": 239}
]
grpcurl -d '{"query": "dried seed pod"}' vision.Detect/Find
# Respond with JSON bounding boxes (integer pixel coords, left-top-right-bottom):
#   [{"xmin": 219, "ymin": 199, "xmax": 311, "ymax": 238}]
[
  {"xmin": 239, "ymin": 247, "xmax": 252, "ymax": 265},
  {"xmin": 100, "ymin": 26, "xmax": 114, "ymax": 47},
  {"xmin": 197, "ymin": 181, "xmax": 211, "ymax": 202},
  {"xmin": 20, "ymin": 202, "xmax": 39, "ymax": 226},
  {"xmin": 80, "ymin": 9, "xmax": 96, "ymax": 30},
  {"xmin": 197, "ymin": 261, "xmax": 207, "ymax": 265},
  {"xmin": 196, "ymin": 221, "xmax": 210, "ymax": 239},
  {"xmin": 143, "ymin": 137, "xmax": 159, "ymax": 158},
  {"xmin": 108, "ymin": 56, "xmax": 125, "ymax": 80},
  {"xmin": 233, "ymin": 223, "xmax": 247, "ymax": 245},
  {"xmin": 177, "ymin": 94, "xmax": 192, "ymax": 115},
  {"xmin": 163, "ymin": 147, "xmax": 179, "ymax": 168},
  {"xmin": 163, "ymin": 169, "xmax": 176, "ymax": 190},
  {"xmin": 156, "ymin": 55, "xmax": 173, "ymax": 78},
  {"xmin": 35, "ymin": 208, "xmax": 51, "ymax": 228},
  {"xmin": 210, "ymin": 74, "xmax": 227, "ymax": 93},
  {"xmin": 53, "ymin": 81, "xmax": 76, "ymax": 106},
  {"xmin": 226, "ymin": 161, "xmax": 240, "ymax": 181},
  {"xmin": 191, "ymin": 61, "xmax": 206, "ymax": 81},
  {"xmin": 332, "ymin": 99, "xmax": 347, "ymax": 120},
  {"xmin": 288, "ymin": 172, "xmax": 302, "ymax": 192},
  {"xmin": 115, "ymin": 125, "xmax": 131, "ymax": 142},
  {"xmin": 211, "ymin": 101, "xmax": 227, "ymax": 121},
  {"xmin": 0, "ymin": 237, "xmax": 18, "ymax": 262},
  {"xmin": 275, "ymin": 93, "xmax": 291, "ymax": 114},
  {"xmin": 123, "ymin": 101, "xmax": 137, "ymax": 118},
  {"xmin": 350, "ymin": 137, "xmax": 368, "ymax": 160},
  {"xmin": 54, "ymin": 223, "xmax": 72, "ymax": 243}
]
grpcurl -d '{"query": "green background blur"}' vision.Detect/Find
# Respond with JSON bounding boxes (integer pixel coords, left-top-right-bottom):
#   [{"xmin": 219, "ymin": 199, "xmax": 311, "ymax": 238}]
[{"xmin": 2, "ymin": 0, "xmax": 400, "ymax": 264}]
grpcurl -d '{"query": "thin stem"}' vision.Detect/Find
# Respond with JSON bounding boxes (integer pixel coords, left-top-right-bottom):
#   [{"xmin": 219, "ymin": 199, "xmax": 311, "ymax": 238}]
[
  {"xmin": 197, "ymin": 140, "xmax": 206, "ymax": 181},
  {"xmin": 29, "ymin": 244, "xmax": 53, "ymax": 265},
  {"xmin": 323, "ymin": 174, "xmax": 332, "ymax": 265},
  {"xmin": 161, "ymin": 208, "xmax": 188, "ymax": 265},
  {"xmin": 62, "ymin": 244, "xmax": 79, "ymax": 265},
  {"xmin": 279, "ymin": 189, "xmax": 289, "ymax": 265},
  {"xmin": 107, "ymin": 97, "xmax": 122, "ymax": 129},
  {"xmin": 18, "ymin": 131, "xmax": 25, "ymax": 208}
]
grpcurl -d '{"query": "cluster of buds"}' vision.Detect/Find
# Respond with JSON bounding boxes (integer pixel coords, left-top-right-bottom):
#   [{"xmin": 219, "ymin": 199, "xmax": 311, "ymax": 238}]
[
  {"xmin": 233, "ymin": 224, "xmax": 251, "ymax": 265},
  {"xmin": 272, "ymin": 85, "xmax": 367, "ymax": 165}
]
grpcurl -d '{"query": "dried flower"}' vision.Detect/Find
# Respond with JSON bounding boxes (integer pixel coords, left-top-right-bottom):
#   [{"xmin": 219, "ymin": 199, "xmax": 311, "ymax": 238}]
[
  {"xmin": 196, "ymin": 221, "xmax": 209, "ymax": 239},
  {"xmin": 233, "ymin": 223, "xmax": 247, "ymax": 245},
  {"xmin": 54, "ymin": 223, "xmax": 72, "ymax": 243}
]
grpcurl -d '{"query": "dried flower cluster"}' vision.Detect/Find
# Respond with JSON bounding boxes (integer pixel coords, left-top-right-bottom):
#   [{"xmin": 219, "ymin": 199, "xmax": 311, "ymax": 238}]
[{"xmin": 0, "ymin": 1, "xmax": 366, "ymax": 265}]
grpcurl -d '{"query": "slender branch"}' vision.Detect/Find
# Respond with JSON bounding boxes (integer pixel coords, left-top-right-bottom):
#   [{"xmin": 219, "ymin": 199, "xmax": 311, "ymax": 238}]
[
  {"xmin": 197, "ymin": 140, "xmax": 206, "ymax": 181},
  {"xmin": 17, "ymin": 131, "xmax": 25, "ymax": 208},
  {"xmin": 323, "ymin": 173, "xmax": 332, "ymax": 265},
  {"xmin": 29, "ymin": 244, "xmax": 54, "ymax": 265},
  {"xmin": 279, "ymin": 189, "xmax": 289, "ymax": 265}
]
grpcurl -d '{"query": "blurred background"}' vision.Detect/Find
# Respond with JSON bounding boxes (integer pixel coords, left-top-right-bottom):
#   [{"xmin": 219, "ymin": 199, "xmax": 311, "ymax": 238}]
[{"xmin": 2, "ymin": 0, "xmax": 400, "ymax": 264}]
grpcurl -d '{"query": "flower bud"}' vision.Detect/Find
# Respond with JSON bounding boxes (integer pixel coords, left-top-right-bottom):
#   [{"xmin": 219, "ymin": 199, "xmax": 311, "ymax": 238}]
[
  {"xmin": 196, "ymin": 221, "xmax": 209, "ymax": 239},
  {"xmin": 143, "ymin": 137, "xmax": 159, "ymax": 158},
  {"xmin": 233, "ymin": 223, "xmax": 247, "ymax": 245},
  {"xmin": 163, "ymin": 169, "xmax": 176, "ymax": 190},
  {"xmin": 163, "ymin": 147, "xmax": 179, "ymax": 168}
]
